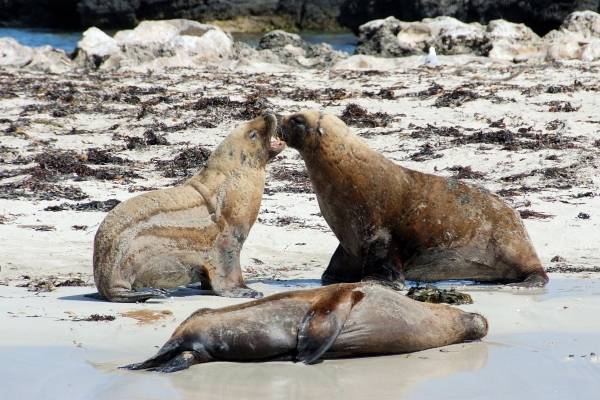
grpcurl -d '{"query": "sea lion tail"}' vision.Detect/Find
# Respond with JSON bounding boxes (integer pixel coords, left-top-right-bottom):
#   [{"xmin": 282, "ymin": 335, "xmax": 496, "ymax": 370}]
[{"xmin": 296, "ymin": 287, "xmax": 365, "ymax": 365}]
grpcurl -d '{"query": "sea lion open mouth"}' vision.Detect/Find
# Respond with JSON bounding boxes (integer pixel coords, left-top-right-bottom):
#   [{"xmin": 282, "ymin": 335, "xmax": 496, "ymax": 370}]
[{"xmin": 265, "ymin": 113, "xmax": 285, "ymax": 158}]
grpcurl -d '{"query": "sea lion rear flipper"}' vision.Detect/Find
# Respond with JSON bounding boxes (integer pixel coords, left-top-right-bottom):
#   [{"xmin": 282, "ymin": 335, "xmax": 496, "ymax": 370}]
[
  {"xmin": 296, "ymin": 288, "xmax": 365, "ymax": 365},
  {"xmin": 121, "ymin": 338, "xmax": 184, "ymax": 371}
]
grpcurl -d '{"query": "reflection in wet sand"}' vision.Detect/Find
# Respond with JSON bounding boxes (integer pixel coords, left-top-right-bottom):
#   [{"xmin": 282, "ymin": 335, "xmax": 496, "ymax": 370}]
[{"xmin": 163, "ymin": 343, "xmax": 488, "ymax": 400}]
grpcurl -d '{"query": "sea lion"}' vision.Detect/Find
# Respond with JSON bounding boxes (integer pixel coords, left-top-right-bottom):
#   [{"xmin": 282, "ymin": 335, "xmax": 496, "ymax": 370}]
[
  {"xmin": 93, "ymin": 114, "xmax": 285, "ymax": 302},
  {"xmin": 277, "ymin": 110, "xmax": 548, "ymax": 287},
  {"xmin": 123, "ymin": 282, "xmax": 488, "ymax": 372}
]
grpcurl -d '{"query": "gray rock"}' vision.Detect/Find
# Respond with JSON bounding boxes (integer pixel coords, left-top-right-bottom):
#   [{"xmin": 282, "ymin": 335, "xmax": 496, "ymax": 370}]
[{"xmin": 252, "ymin": 29, "xmax": 346, "ymax": 68}]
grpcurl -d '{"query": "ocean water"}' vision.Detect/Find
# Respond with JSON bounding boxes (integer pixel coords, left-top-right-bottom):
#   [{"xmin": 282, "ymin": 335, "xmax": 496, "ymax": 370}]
[
  {"xmin": 0, "ymin": 28, "xmax": 357, "ymax": 53},
  {"xmin": 0, "ymin": 28, "xmax": 82, "ymax": 52}
]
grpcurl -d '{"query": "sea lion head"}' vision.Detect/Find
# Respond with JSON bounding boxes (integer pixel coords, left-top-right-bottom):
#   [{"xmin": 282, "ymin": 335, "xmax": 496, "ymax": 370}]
[
  {"xmin": 463, "ymin": 312, "xmax": 489, "ymax": 341},
  {"xmin": 210, "ymin": 113, "xmax": 285, "ymax": 170},
  {"xmin": 278, "ymin": 109, "xmax": 332, "ymax": 152}
]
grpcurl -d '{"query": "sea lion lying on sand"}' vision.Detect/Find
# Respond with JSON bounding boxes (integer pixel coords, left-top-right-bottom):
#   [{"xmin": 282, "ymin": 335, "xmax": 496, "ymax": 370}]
[
  {"xmin": 93, "ymin": 114, "xmax": 285, "ymax": 302},
  {"xmin": 123, "ymin": 282, "xmax": 488, "ymax": 372},
  {"xmin": 277, "ymin": 110, "xmax": 548, "ymax": 287}
]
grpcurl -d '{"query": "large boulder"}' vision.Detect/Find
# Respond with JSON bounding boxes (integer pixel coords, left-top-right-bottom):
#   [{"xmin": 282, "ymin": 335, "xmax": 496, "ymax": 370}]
[
  {"xmin": 0, "ymin": 38, "xmax": 72, "ymax": 73},
  {"xmin": 544, "ymin": 10, "xmax": 600, "ymax": 61},
  {"xmin": 339, "ymin": 0, "xmax": 600, "ymax": 36}
]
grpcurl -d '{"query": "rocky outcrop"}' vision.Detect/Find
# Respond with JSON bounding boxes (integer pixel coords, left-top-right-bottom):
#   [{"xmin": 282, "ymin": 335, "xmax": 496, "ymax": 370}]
[
  {"xmin": 356, "ymin": 16, "xmax": 490, "ymax": 57},
  {"xmin": 0, "ymin": 38, "xmax": 73, "ymax": 73},
  {"xmin": 74, "ymin": 19, "xmax": 234, "ymax": 70},
  {"xmin": 355, "ymin": 15, "xmax": 586, "ymax": 63},
  {"xmin": 339, "ymin": 0, "xmax": 600, "ymax": 36}
]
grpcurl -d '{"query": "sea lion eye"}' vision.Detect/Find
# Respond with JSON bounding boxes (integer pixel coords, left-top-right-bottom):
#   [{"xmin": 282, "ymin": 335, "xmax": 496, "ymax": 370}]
[
  {"xmin": 291, "ymin": 115, "xmax": 305, "ymax": 126},
  {"xmin": 249, "ymin": 130, "xmax": 257, "ymax": 140}
]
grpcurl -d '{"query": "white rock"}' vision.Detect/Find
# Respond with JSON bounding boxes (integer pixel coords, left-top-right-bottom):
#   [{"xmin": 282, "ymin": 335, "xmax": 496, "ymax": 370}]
[
  {"xmin": 560, "ymin": 10, "xmax": 600, "ymax": 38},
  {"xmin": 0, "ymin": 38, "xmax": 72, "ymax": 73},
  {"xmin": 28, "ymin": 45, "xmax": 73, "ymax": 73},
  {"xmin": 485, "ymin": 19, "xmax": 545, "ymax": 62},
  {"xmin": 74, "ymin": 27, "xmax": 120, "ymax": 68},
  {"xmin": 544, "ymin": 11, "xmax": 600, "ymax": 62},
  {"xmin": 0, "ymin": 38, "xmax": 34, "ymax": 67}
]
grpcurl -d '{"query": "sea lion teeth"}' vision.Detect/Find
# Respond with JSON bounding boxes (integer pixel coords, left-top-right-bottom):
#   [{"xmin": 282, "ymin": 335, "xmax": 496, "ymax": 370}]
[
  {"xmin": 278, "ymin": 109, "xmax": 548, "ymax": 288},
  {"xmin": 92, "ymin": 114, "xmax": 283, "ymax": 302},
  {"xmin": 122, "ymin": 282, "xmax": 488, "ymax": 371}
]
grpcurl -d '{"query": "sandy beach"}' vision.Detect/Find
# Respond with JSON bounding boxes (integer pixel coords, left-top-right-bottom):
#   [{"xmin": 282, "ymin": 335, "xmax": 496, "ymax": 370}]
[{"xmin": 1, "ymin": 56, "xmax": 599, "ymax": 398}]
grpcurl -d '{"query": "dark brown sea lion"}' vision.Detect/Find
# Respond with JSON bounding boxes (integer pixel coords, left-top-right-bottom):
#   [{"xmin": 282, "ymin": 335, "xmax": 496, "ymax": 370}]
[
  {"xmin": 277, "ymin": 110, "xmax": 548, "ymax": 288},
  {"xmin": 123, "ymin": 282, "xmax": 488, "ymax": 372},
  {"xmin": 93, "ymin": 114, "xmax": 285, "ymax": 302}
]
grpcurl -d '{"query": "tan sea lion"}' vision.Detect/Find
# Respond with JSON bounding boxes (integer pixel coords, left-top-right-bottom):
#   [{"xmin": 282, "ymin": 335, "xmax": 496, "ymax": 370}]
[
  {"xmin": 277, "ymin": 110, "xmax": 548, "ymax": 287},
  {"xmin": 123, "ymin": 282, "xmax": 488, "ymax": 372},
  {"xmin": 93, "ymin": 114, "xmax": 285, "ymax": 302}
]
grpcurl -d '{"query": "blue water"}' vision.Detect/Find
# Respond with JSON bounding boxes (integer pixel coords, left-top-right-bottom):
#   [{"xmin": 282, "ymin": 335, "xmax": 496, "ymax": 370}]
[
  {"xmin": 0, "ymin": 27, "xmax": 356, "ymax": 53},
  {"xmin": 0, "ymin": 28, "xmax": 82, "ymax": 52}
]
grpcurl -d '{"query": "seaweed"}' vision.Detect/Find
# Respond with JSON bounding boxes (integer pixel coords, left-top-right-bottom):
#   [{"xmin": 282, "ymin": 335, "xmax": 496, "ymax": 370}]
[
  {"xmin": 154, "ymin": 146, "xmax": 212, "ymax": 178},
  {"xmin": 340, "ymin": 104, "xmax": 392, "ymax": 128},
  {"xmin": 407, "ymin": 286, "xmax": 473, "ymax": 305}
]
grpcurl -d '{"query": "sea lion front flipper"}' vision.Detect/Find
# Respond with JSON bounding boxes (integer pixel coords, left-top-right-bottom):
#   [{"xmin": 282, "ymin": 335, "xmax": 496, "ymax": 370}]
[{"xmin": 296, "ymin": 287, "xmax": 365, "ymax": 365}]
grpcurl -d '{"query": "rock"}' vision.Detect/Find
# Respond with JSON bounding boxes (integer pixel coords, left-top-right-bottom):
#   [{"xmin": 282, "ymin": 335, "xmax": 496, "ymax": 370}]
[
  {"xmin": 427, "ymin": 16, "xmax": 488, "ymax": 55},
  {"xmin": 74, "ymin": 27, "xmax": 120, "ymax": 68},
  {"xmin": 559, "ymin": 9, "xmax": 600, "ymax": 37},
  {"xmin": 257, "ymin": 30, "xmax": 306, "ymax": 50},
  {"xmin": 0, "ymin": 38, "xmax": 72, "ymax": 73},
  {"xmin": 356, "ymin": 16, "xmax": 488, "ymax": 57},
  {"xmin": 76, "ymin": 20, "xmax": 234, "ymax": 70},
  {"xmin": 77, "ymin": 0, "xmax": 345, "ymax": 31},
  {"xmin": 485, "ymin": 19, "xmax": 546, "ymax": 62},
  {"xmin": 116, "ymin": 20, "xmax": 233, "ymax": 65},
  {"xmin": 544, "ymin": 10, "xmax": 600, "ymax": 61},
  {"xmin": 241, "ymin": 29, "xmax": 346, "ymax": 69},
  {"xmin": 339, "ymin": 0, "xmax": 600, "ymax": 36},
  {"xmin": 27, "ymin": 46, "xmax": 73, "ymax": 73},
  {"xmin": 0, "ymin": 38, "xmax": 34, "ymax": 67}
]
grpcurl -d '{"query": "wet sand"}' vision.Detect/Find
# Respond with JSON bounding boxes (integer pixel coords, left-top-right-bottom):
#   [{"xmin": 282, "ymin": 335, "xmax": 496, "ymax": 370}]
[{"xmin": 1, "ymin": 275, "xmax": 599, "ymax": 400}]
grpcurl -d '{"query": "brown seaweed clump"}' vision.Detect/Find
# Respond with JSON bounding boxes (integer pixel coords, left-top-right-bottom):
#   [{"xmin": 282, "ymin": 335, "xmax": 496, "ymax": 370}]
[
  {"xmin": 407, "ymin": 286, "xmax": 473, "ymax": 305},
  {"xmin": 154, "ymin": 146, "xmax": 212, "ymax": 178},
  {"xmin": 340, "ymin": 103, "xmax": 392, "ymax": 128}
]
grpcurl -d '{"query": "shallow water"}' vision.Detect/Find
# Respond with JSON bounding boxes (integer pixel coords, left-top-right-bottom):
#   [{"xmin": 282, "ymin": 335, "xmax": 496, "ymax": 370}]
[{"xmin": 0, "ymin": 28, "xmax": 357, "ymax": 53}]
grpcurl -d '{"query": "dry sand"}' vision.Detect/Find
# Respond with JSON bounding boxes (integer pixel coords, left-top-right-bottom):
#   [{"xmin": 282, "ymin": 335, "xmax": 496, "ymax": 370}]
[{"xmin": 1, "ymin": 57, "xmax": 599, "ymax": 399}]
